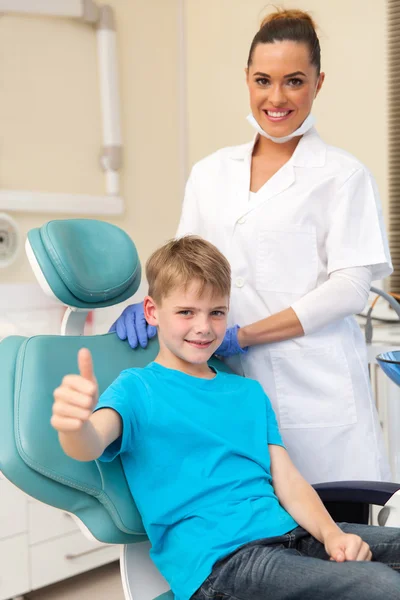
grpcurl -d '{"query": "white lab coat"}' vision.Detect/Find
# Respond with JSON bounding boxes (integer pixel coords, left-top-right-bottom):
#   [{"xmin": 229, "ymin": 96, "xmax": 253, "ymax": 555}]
[{"xmin": 177, "ymin": 127, "xmax": 393, "ymax": 485}]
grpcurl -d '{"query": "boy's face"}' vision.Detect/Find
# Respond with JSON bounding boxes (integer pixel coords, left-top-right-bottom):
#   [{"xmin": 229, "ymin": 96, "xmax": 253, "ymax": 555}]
[{"xmin": 144, "ymin": 282, "xmax": 229, "ymax": 370}]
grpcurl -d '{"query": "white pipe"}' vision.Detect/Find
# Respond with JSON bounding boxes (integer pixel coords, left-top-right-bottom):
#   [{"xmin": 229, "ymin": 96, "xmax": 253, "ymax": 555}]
[
  {"xmin": 178, "ymin": 0, "xmax": 189, "ymax": 192},
  {"xmin": 0, "ymin": 0, "xmax": 84, "ymax": 19},
  {"xmin": 97, "ymin": 5, "xmax": 122, "ymax": 193},
  {"xmin": 97, "ymin": 17, "xmax": 122, "ymax": 147},
  {"xmin": 105, "ymin": 171, "xmax": 120, "ymax": 196},
  {"xmin": 0, "ymin": 190, "xmax": 123, "ymax": 215}
]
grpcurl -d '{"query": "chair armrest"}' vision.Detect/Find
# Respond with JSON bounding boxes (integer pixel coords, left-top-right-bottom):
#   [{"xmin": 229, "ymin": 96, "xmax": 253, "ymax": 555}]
[{"xmin": 313, "ymin": 481, "xmax": 400, "ymax": 507}]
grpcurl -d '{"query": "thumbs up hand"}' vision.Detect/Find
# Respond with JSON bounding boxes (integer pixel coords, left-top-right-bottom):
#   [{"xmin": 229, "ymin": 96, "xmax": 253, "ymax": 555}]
[{"xmin": 52, "ymin": 348, "xmax": 99, "ymax": 433}]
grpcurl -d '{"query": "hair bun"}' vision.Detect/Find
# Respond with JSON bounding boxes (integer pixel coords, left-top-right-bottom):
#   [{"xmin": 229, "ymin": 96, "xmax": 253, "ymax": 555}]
[{"xmin": 260, "ymin": 9, "xmax": 317, "ymax": 32}]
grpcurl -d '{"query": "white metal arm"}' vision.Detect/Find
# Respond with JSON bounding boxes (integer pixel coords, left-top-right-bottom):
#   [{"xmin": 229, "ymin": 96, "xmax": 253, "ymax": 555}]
[{"xmin": 0, "ymin": 0, "xmax": 123, "ymax": 215}]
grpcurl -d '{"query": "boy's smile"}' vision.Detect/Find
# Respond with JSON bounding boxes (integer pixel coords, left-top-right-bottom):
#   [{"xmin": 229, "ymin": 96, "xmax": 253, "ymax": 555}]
[
  {"xmin": 144, "ymin": 281, "xmax": 229, "ymax": 377},
  {"xmin": 185, "ymin": 339, "xmax": 214, "ymax": 349}
]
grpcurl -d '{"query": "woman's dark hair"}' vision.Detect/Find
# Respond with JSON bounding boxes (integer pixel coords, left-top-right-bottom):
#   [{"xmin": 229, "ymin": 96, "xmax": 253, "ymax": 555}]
[{"xmin": 247, "ymin": 9, "xmax": 321, "ymax": 74}]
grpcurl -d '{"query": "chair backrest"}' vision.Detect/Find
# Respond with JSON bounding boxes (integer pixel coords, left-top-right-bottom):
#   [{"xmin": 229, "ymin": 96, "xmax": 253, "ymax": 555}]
[
  {"xmin": 0, "ymin": 331, "xmax": 230, "ymax": 544},
  {"xmin": 1, "ymin": 332, "xmax": 151, "ymax": 543}
]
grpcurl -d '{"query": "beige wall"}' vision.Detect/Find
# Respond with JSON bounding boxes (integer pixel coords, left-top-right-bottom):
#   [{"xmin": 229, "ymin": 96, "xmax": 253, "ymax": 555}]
[
  {"xmin": 185, "ymin": 0, "xmax": 388, "ymax": 209},
  {"xmin": 0, "ymin": 0, "xmax": 388, "ymax": 286},
  {"xmin": 0, "ymin": 0, "xmax": 182, "ymax": 283}
]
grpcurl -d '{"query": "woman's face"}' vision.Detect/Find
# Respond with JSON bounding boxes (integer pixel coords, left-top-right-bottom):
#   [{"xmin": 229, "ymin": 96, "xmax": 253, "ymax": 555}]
[{"xmin": 246, "ymin": 40, "xmax": 324, "ymax": 138}]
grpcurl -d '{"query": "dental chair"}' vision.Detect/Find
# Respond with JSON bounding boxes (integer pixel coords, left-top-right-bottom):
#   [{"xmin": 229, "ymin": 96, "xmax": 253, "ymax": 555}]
[{"xmin": 1, "ymin": 218, "xmax": 400, "ymax": 600}]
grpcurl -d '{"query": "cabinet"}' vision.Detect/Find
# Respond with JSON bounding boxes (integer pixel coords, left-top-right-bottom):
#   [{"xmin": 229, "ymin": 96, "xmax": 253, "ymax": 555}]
[{"xmin": 0, "ymin": 473, "xmax": 120, "ymax": 600}]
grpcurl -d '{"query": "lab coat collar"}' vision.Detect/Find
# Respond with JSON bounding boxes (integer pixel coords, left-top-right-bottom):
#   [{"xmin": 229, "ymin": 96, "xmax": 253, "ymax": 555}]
[{"xmin": 227, "ymin": 127, "xmax": 326, "ymax": 167}]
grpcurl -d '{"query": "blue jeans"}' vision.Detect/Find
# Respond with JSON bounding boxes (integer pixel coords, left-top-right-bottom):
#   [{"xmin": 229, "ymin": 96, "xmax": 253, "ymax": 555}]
[{"xmin": 191, "ymin": 524, "xmax": 400, "ymax": 600}]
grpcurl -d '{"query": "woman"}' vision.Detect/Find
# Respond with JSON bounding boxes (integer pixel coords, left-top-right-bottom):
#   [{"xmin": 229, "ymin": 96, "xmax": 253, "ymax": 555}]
[{"xmin": 111, "ymin": 9, "xmax": 392, "ymax": 485}]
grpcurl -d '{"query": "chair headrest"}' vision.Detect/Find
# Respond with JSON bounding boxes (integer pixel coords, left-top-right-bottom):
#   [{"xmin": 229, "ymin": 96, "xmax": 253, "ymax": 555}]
[{"xmin": 27, "ymin": 219, "xmax": 141, "ymax": 309}]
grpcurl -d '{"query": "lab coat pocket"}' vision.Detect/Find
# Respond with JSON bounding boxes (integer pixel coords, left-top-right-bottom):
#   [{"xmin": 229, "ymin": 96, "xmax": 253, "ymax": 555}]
[
  {"xmin": 270, "ymin": 345, "xmax": 357, "ymax": 429},
  {"xmin": 256, "ymin": 225, "xmax": 317, "ymax": 295}
]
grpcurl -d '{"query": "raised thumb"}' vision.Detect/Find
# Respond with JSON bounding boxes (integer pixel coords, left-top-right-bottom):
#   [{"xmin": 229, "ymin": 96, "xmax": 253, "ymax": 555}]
[{"xmin": 78, "ymin": 348, "xmax": 96, "ymax": 382}]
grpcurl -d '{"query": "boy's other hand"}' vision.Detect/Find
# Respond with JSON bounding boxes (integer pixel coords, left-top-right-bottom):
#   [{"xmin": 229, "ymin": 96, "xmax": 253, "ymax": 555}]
[
  {"xmin": 52, "ymin": 348, "xmax": 99, "ymax": 433},
  {"xmin": 324, "ymin": 531, "xmax": 372, "ymax": 562}
]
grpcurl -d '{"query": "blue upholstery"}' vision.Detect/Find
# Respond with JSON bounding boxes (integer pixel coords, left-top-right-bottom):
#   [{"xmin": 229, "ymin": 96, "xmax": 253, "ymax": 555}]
[
  {"xmin": 0, "ymin": 218, "xmax": 236, "ymax": 599},
  {"xmin": 28, "ymin": 219, "xmax": 141, "ymax": 308},
  {"xmin": 0, "ymin": 328, "xmax": 233, "ymax": 545},
  {"xmin": 1, "ymin": 333, "xmax": 148, "ymax": 543}
]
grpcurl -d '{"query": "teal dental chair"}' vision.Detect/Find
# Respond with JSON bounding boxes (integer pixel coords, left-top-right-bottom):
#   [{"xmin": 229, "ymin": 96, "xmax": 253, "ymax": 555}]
[{"xmin": 1, "ymin": 219, "xmax": 400, "ymax": 600}]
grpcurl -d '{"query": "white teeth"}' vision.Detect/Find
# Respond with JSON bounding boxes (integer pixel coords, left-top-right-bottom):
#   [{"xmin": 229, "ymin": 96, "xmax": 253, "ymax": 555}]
[{"xmin": 267, "ymin": 111, "xmax": 290, "ymax": 117}]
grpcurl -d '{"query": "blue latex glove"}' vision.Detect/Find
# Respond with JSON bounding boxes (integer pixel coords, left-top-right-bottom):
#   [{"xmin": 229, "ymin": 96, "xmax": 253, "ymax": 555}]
[
  {"xmin": 109, "ymin": 301, "xmax": 157, "ymax": 349},
  {"xmin": 215, "ymin": 325, "xmax": 248, "ymax": 358}
]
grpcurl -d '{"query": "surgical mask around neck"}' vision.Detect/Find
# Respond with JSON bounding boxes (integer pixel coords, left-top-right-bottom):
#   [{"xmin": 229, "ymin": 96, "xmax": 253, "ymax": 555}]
[{"xmin": 246, "ymin": 112, "xmax": 315, "ymax": 144}]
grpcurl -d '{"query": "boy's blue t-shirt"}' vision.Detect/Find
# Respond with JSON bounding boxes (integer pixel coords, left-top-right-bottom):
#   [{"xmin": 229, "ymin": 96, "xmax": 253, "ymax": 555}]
[{"xmin": 96, "ymin": 362, "xmax": 297, "ymax": 600}]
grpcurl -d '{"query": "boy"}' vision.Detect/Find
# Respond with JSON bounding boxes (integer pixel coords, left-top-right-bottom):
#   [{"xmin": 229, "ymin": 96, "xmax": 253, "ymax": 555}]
[{"xmin": 52, "ymin": 236, "xmax": 400, "ymax": 600}]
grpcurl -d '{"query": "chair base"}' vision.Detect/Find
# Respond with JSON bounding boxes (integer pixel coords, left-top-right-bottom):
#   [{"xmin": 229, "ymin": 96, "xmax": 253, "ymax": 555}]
[{"xmin": 120, "ymin": 542, "xmax": 173, "ymax": 600}]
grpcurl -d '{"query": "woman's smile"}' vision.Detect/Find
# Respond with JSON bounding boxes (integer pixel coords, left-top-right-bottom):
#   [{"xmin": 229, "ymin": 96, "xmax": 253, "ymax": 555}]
[{"xmin": 263, "ymin": 109, "xmax": 294, "ymax": 122}]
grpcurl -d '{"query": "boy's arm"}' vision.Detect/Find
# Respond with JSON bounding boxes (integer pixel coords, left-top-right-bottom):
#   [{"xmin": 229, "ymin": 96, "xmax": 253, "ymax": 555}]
[
  {"xmin": 269, "ymin": 445, "xmax": 372, "ymax": 562},
  {"xmin": 56, "ymin": 409, "xmax": 121, "ymax": 462},
  {"xmin": 52, "ymin": 348, "xmax": 122, "ymax": 461},
  {"xmin": 270, "ymin": 445, "xmax": 339, "ymax": 542}
]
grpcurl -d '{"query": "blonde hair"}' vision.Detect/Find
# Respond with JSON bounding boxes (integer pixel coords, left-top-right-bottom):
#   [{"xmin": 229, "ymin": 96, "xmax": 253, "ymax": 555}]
[
  {"xmin": 146, "ymin": 235, "xmax": 231, "ymax": 304},
  {"xmin": 247, "ymin": 7, "xmax": 320, "ymax": 74}
]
